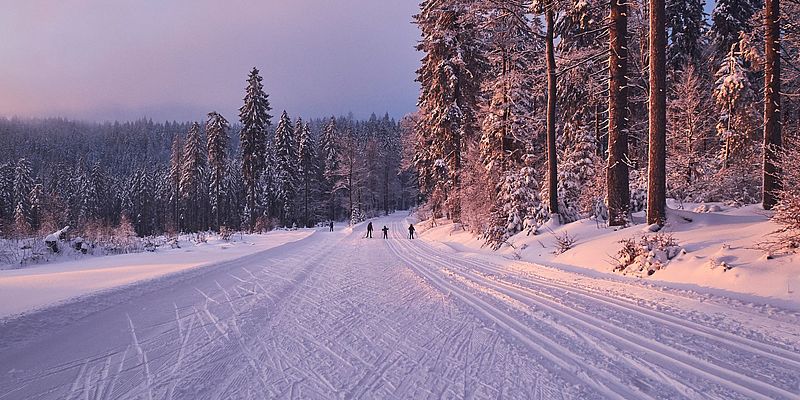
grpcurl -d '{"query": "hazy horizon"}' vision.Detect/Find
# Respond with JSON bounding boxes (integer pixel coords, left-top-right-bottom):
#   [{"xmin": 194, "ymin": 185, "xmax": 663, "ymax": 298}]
[{"xmin": 0, "ymin": 1, "xmax": 421, "ymax": 123}]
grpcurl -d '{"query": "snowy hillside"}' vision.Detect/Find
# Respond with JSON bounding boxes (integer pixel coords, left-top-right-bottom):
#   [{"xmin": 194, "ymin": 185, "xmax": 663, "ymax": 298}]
[{"xmin": 418, "ymin": 202, "xmax": 799, "ymax": 308}]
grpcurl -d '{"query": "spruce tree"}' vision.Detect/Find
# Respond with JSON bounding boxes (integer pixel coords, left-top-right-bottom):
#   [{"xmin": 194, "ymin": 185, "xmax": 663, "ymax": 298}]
[
  {"xmin": 666, "ymin": 0, "xmax": 706, "ymax": 71},
  {"xmin": 298, "ymin": 121, "xmax": 318, "ymax": 227},
  {"xmin": 320, "ymin": 117, "xmax": 340, "ymax": 221},
  {"xmin": 180, "ymin": 122, "xmax": 207, "ymax": 232},
  {"xmin": 206, "ymin": 111, "xmax": 230, "ymax": 230},
  {"xmin": 274, "ymin": 111, "xmax": 297, "ymax": 226},
  {"xmin": 710, "ymin": 0, "xmax": 761, "ymax": 56},
  {"xmin": 168, "ymin": 134, "xmax": 183, "ymax": 232},
  {"xmin": 238, "ymin": 67, "xmax": 273, "ymax": 229},
  {"xmin": 415, "ymin": 0, "xmax": 486, "ymax": 222},
  {"xmin": 13, "ymin": 158, "xmax": 34, "ymax": 227}
]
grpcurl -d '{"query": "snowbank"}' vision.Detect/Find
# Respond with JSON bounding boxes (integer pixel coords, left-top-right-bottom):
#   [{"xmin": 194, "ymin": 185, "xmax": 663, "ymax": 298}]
[
  {"xmin": 0, "ymin": 230, "xmax": 313, "ymax": 318},
  {"xmin": 416, "ymin": 203, "xmax": 800, "ymax": 308}
]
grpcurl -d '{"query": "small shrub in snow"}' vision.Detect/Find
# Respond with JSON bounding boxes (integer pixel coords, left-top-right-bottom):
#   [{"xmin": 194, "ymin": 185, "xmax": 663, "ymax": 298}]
[
  {"xmin": 554, "ymin": 231, "xmax": 577, "ymax": 255},
  {"xmin": 219, "ymin": 226, "xmax": 233, "ymax": 241},
  {"xmin": 614, "ymin": 233, "xmax": 682, "ymax": 277}
]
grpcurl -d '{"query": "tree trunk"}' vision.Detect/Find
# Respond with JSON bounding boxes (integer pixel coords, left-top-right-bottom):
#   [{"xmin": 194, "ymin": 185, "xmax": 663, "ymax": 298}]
[
  {"xmin": 763, "ymin": 0, "xmax": 782, "ymax": 210},
  {"xmin": 545, "ymin": 8, "xmax": 559, "ymax": 219},
  {"xmin": 647, "ymin": 0, "xmax": 667, "ymax": 226},
  {"xmin": 607, "ymin": 0, "xmax": 630, "ymax": 226}
]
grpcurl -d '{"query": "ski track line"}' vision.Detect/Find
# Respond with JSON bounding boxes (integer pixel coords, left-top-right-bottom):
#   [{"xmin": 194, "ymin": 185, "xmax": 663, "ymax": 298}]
[
  {"xmin": 447, "ymin": 263, "xmax": 797, "ymax": 399},
  {"xmin": 1, "ymin": 233, "xmax": 343, "ymax": 400},
  {"xmin": 432, "ymin": 241, "xmax": 800, "ymax": 365},
  {"xmin": 389, "ymin": 221, "xmax": 799, "ymax": 400},
  {"xmin": 384, "ymin": 228, "xmax": 642, "ymax": 400},
  {"xmin": 406, "ymin": 233, "xmax": 800, "ymax": 371},
  {"xmin": 423, "ymin": 240, "xmax": 800, "ymax": 396}
]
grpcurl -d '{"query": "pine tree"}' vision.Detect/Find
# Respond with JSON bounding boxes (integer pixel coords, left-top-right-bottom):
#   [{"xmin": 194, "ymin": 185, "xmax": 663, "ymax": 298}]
[
  {"xmin": 239, "ymin": 67, "xmax": 273, "ymax": 229},
  {"xmin": 0, "ymin": 163, "xmax": 14, "ymax": 221},
  {"xmin": 666, "ymin": 0, "xmax": 706, "ymax": 71},
  {"xmin": 710, "ymin": 0, "xmax": 761, "ymax": 57},
  {"xmin": 297, "ymin": 121, "xmax": 318, "ymax": 227},
  {"xmin": 415, "ymin": 0, "xmax": 486, "ymax": 222},
  {"xmin": 13, "ymin": 158, "xmax": 34, "ymax": 227},
  {"xmin": 713, "ymin": 44, "xmax": 756, "ymax": 168},
  {"xmin": 206, "ymin": 111, "xmax": 230, "ymax": 230},
  {"xmin": 484, "ymin": 159, "xmax": 548, "ymax": 249},
  {"xmin": 320, "ymin": 117, "xmax": 340, "ymax": 221},
  {"xmin": 13, "ymin": 202, "xmax": 31, "ymax": 237},
  {"xmin": 274, "ymin": 111, "xmax": 297, "ymax": 226},
  {"xmin": 168, "ymin": 134, "xmax": 183, "ymax": 232},
  {"xmin": 479, "ymin": 3, "xmax": 541, "ymax": 178},
  {"xmin": 180, "ymin": 122, "xmax": 207, "ymax": 232},
  {"xmin": 28, "ymin": 183, "xmax": 43, "ymax": 232}
]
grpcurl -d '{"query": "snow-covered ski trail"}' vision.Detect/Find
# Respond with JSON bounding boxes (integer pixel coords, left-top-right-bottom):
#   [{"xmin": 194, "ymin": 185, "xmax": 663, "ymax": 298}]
[
  {"xmin": 385, "ymin": 218, "xmax": 800, "ymax": 399},
  {"xmin": 1, "ymin": 214, "xmax": 798, "ymax": 399}
]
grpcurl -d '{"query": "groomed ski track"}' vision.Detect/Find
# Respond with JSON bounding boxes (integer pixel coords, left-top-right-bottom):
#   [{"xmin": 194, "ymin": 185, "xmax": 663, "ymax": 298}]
[{"xmin": 0, "ymin": 213, "xmax": 798, "ymax": 399}]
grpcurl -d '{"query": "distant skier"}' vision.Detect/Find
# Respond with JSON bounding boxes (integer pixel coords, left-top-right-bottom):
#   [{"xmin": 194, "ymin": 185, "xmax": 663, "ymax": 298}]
[
  {"xmin": 408, "ymin": 223, "xmax": 415, "ymax": 239},
  {"xmin": 382, "ymin": 226, "xmax": 389, "ymax": 239},
  {"xmin": 329, "ymin": 220, "xmax": 334, "ymax": 232},
  {"xmin": 366, "ymin": 222, "xmax": 373, "ymax": 238}
]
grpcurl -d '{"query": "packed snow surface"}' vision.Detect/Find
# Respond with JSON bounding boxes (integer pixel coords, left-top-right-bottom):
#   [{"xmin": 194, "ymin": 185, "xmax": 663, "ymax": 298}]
[
  {"xmin": 0, "ymin": 213, "xmax": 798, "ymax": 399},
  {"xmin": 0, "ymin": 231, "xmax": 312, "ymax": 319}
]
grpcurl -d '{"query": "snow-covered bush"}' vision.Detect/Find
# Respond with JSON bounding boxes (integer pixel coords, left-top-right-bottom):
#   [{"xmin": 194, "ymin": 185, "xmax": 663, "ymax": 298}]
[
  {"xmin": 554, "ymin": 230, "xmax": 577, "ymax": 255},
  {"xmin": 614, "ymin": 233, "xmax": 683, "ymax": 277}
]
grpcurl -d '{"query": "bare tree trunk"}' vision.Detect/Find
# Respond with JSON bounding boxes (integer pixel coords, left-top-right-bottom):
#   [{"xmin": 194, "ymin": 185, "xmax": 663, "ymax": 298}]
[
  {"xmin": 763, "ymin": 0, "xmax": 782, "ymax": 210},
  {"xmin": 647, "ymin": 0, "xmax": 667, "ymax": 226},
  {"xmin": 607, "ymin": 0, "xmax": 630, "ymax": 226},
  {"xmin": 545, "ymin": 8, "xmax": 559, "ymax": 220}
]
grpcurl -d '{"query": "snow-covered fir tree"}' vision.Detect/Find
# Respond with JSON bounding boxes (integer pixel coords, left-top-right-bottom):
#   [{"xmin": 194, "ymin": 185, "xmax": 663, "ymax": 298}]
[
  {"xmin": 415, "ymin": 0, "xmax": 486, "ymax": 221},
  {"xmin": 0, "ymin": 163, "xmax": 15, "ymax": 222},
  {"xmin": 206, "ymin": 111, "xmax": 230, "ymax": 230},
  {"xmin": 168, "ymin": 134, "xmax": 183, "ymax": 232},
  {"xmin": 713, "ymin": 42, "xmax": 757, "ymax": 169},
  {"xmin": 297, "ymin": 120, "xmax": 318, "ymax": 227},
  {"xmin": 13, "ymin": 158, "xmax": 34, "ymax": 227},
  {"xmin": 274, "ymin": 111, "xmax": 298, "ymax": 226},
  {"xmin": 666, "ymin": 0, "xmax": 707, "ymax": 71},
  {"xmin": 238, "ymin": 67, "xmax": 273, "ymax": 230},
  {"xmin": 319, "ymin": 117, "xmax": 340, "ymax": 221},
  {"xmin": 179, "ymin": 122, "xmax": 208, "ymax": 232},
  {"xmin": 484, "ymin": 158, "xmax": 548, "ymax": 249},
  {"xmin": 710, "ymin": 0, "xmax": 761, "ymax": 57}
]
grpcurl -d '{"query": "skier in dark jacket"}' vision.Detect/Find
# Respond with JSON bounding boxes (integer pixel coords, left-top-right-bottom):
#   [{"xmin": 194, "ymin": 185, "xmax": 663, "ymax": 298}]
[
  {"xmin": 408, "ymin": 224, "xmax": 415, "ymax": 239},
  {"xmin": 366, "ymin": 222, "xmax": 373, "ymax": 238},
  {"xmin": 329, "ymin": 221, "xmax": 334, "ymax": 232},
  {"xmin": 382, "ymin": 226, "xmax": 389, "ymax": 239}
]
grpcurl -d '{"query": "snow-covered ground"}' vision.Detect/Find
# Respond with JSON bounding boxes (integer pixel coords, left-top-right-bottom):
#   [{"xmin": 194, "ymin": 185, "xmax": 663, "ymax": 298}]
[
  {"xmin": 0, "ymin": 213, "xmax": 798, "ymax": 399},
  {"xmin": 0, "ymin": 230, "xmax": 313, "ymax": 319},
  {"xmin": 420, "ymin": 202, "xmax": 799, "ymax": 309}
]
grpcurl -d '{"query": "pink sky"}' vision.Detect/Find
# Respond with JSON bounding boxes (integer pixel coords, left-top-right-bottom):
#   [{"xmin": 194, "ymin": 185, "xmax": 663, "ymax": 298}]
[{"xmin": 0, "ymin": 0, "xmax": 420, "ymax": 122}]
